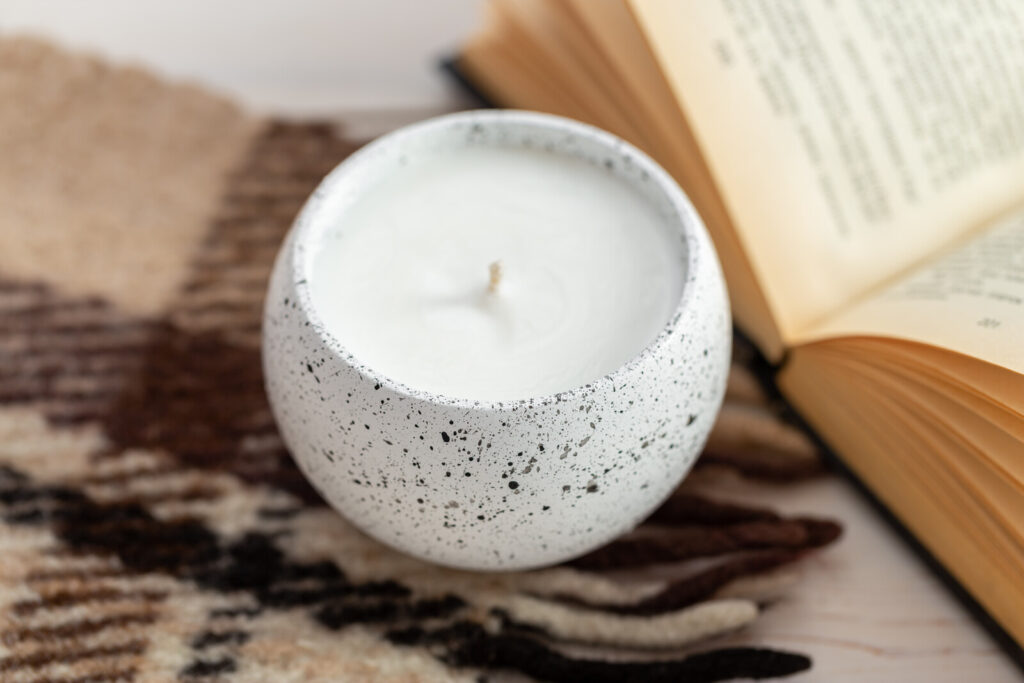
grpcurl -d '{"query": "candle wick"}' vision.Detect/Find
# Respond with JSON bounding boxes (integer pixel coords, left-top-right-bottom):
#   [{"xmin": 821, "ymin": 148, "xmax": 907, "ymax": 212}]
[{"xmin": 488, "ymin": 261, "xmax": 503, "ymax": 294}]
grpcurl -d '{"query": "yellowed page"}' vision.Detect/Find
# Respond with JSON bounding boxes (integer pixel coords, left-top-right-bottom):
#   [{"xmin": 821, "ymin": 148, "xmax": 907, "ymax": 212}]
[
  {"xmin": 807, "ymin": 205, "xmax": 1024, "ymax": 374},
  {"xmin": 780, "ymin": 353, "xmax": 1024, "ymax": 644},
  {"xmin": 629, "ymin": 0, "xmax": 1024, "ymax": 340},
  {"xmin": 846, "ymin": 339, "xmax": 1024, "ymax": 416}
]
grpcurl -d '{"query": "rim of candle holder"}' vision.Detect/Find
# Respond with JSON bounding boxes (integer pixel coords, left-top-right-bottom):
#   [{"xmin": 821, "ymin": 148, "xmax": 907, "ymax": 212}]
[{"xmin": 287, "ymin": 109, "xmax": 713, "ymax": 412}]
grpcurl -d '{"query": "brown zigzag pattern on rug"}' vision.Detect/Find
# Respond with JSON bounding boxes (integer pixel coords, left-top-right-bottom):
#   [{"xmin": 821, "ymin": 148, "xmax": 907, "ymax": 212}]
[
  {"xmin": 0, "ymin": 281, "xmax": 153, "ymax": 427},
  {"xmin": 0, "ymin": 464, "xmax": 817, "ymax": 682}
]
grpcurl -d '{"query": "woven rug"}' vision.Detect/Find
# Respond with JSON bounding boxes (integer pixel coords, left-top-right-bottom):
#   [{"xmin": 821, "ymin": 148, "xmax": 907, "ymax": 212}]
[{"xmin": 0, "ymin": 37, "xmax": 840, "ymax": 683}]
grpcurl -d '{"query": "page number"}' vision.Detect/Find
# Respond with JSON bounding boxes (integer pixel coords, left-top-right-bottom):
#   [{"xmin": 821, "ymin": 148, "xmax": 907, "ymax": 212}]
[{"xmin": 977, "ymin": 317, "xmax": 1001, "ymax": 328}]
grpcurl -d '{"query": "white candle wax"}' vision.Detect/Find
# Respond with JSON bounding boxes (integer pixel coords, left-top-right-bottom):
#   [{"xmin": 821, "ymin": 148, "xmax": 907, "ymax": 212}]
[
  {"xmin": 310, "ymin": 145, "xmax": 685, "ymax": 402},
  {"xmin": 265, "ymin": 111, "xmax": 731, "ymax": 569}
]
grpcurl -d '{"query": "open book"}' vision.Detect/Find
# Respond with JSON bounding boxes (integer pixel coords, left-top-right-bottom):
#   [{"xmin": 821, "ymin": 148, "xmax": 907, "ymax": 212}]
[{"xmin": 460, "ymin": 0, "xmax": 1024, "ymax": 649}]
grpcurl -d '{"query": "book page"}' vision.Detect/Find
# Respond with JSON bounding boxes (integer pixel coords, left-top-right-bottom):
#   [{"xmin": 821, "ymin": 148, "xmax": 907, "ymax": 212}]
[
  {"xmin": 629, "ymin": 0, "xmax": 1024, "ymax": 341},
  {"xmin": 806, "ymin": 205, "xmax": 1024, "ymax": 374}
]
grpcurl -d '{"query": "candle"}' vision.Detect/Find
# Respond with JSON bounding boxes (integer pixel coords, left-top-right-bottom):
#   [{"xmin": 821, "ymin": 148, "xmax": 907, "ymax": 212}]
[
  {"xmin": 263, "ymin": 111, "xmax": 730, "ymax": 570},
  {"xmin": 309, "ymin": 144, "xmax": 686, "ymax": 402}
]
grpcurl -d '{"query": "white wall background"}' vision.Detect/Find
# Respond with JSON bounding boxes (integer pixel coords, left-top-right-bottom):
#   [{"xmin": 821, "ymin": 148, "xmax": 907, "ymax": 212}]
[{"xmin": 2, "ymin": 0, "xmax": 485, "ymax": 122}]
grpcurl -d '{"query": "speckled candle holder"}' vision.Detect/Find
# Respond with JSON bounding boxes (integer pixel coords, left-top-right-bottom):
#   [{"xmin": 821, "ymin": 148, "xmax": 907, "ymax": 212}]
[{"xmin": 262, "ymin": 110, "xmax": 731, "ymax": 570}]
